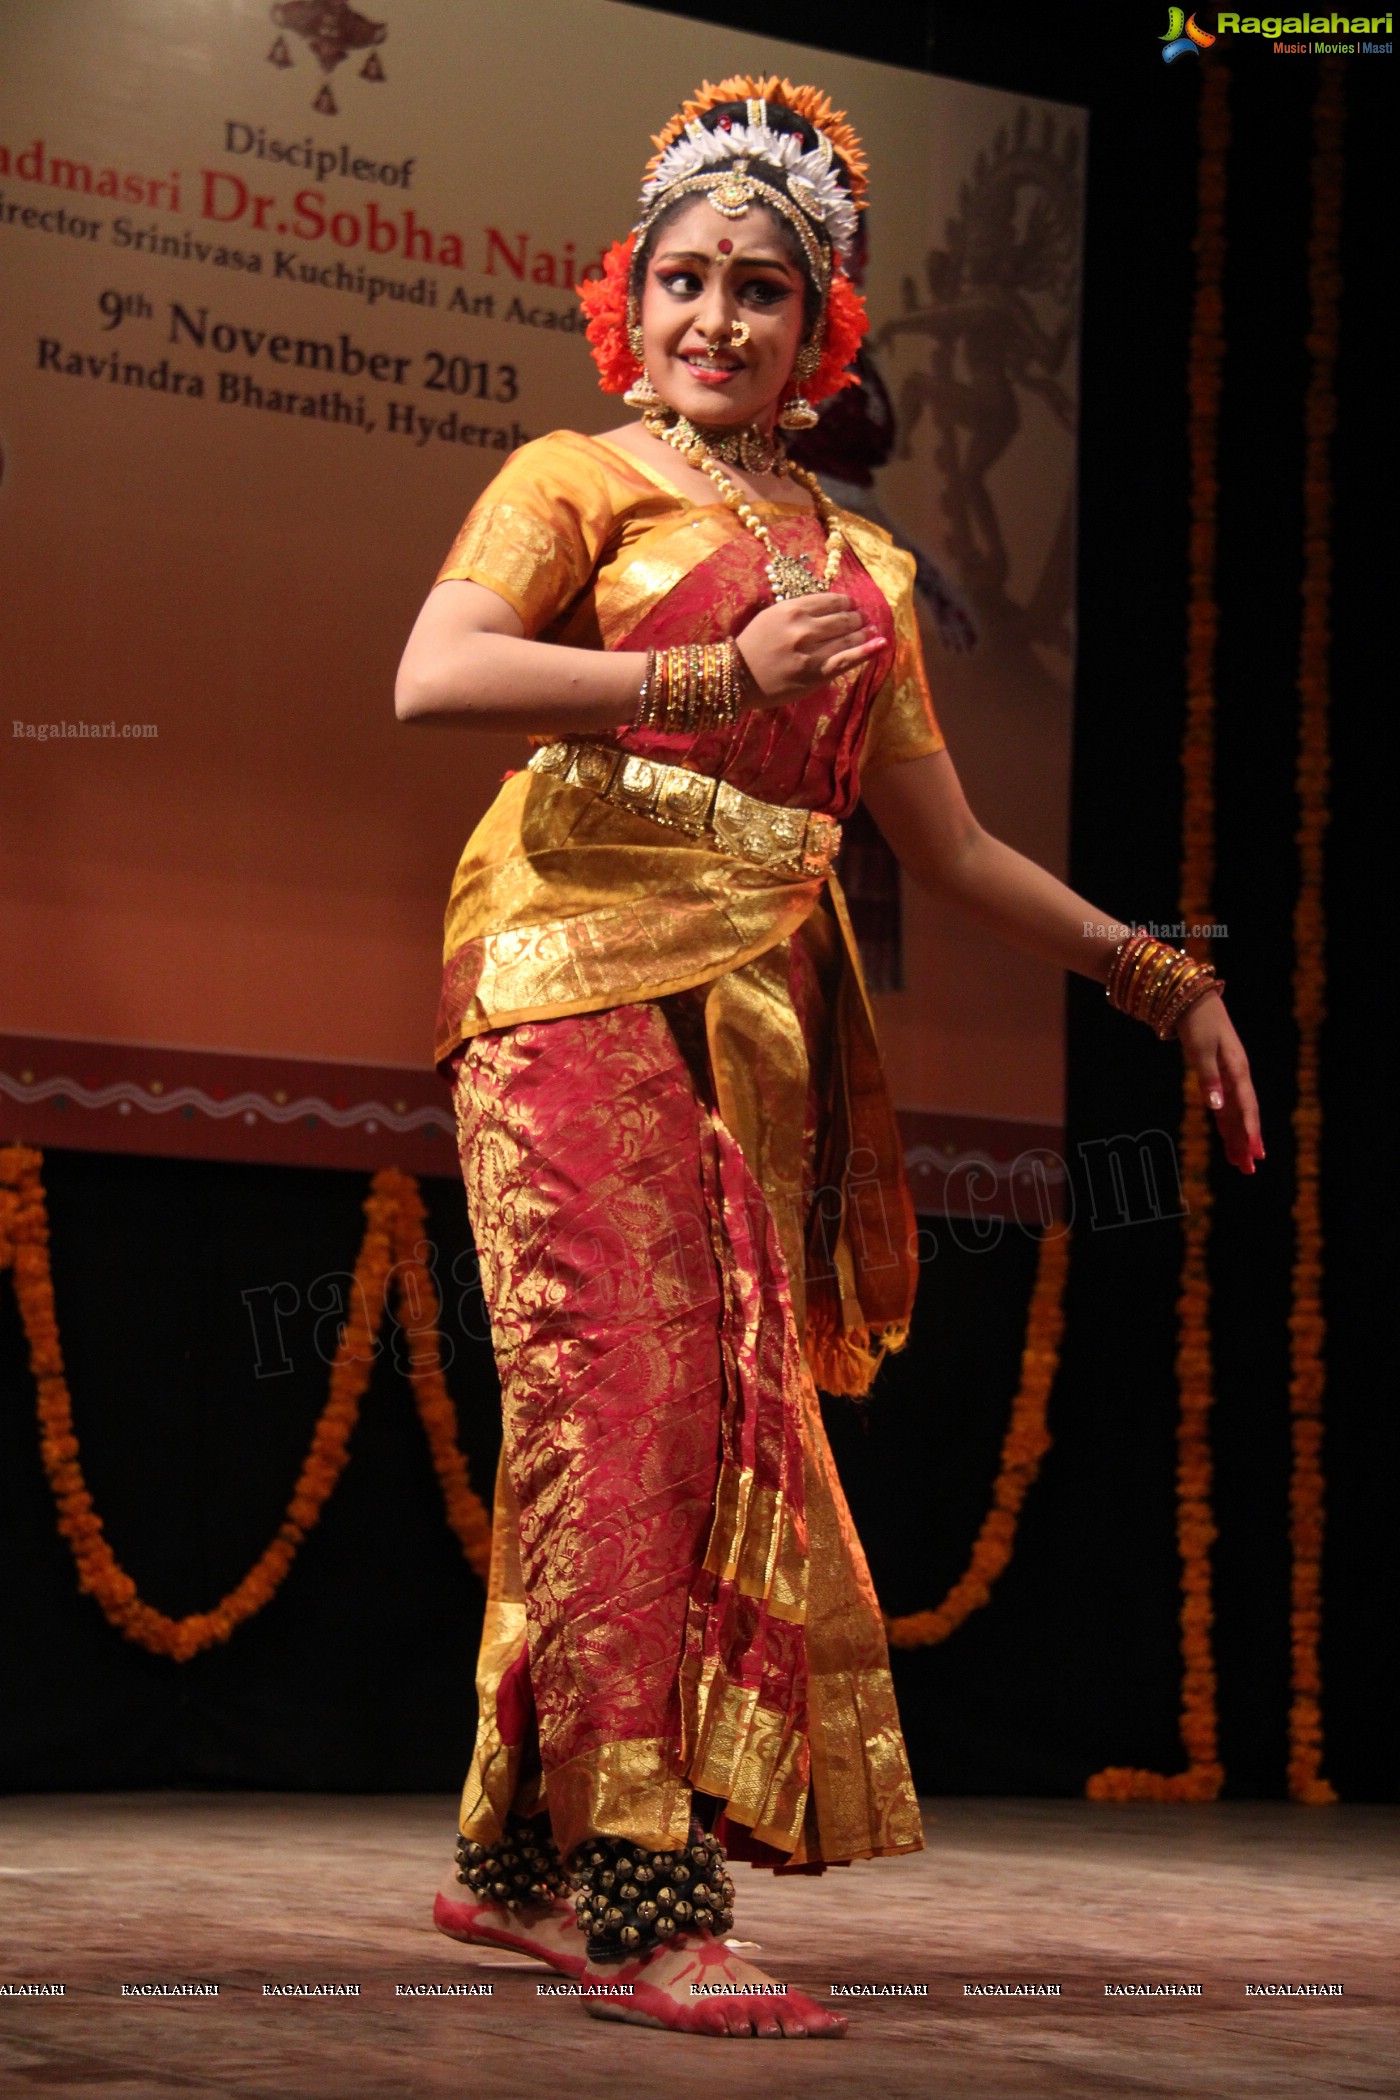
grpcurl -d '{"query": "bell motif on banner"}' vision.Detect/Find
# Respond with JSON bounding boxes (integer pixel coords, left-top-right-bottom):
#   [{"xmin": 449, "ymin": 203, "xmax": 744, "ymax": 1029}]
[{"xmin": 267, "ymin": 1, "xmax": 388, "ymax": 111}]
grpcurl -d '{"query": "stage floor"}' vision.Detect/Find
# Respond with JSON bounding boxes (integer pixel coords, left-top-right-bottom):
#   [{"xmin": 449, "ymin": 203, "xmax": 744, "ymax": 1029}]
[{"xmin": 1, "ymin": 1794, "xmax": 1395, "ymax": 2098}]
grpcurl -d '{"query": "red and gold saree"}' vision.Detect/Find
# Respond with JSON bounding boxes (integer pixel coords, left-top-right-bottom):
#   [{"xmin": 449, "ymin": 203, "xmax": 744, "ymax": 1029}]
[{"xmin": 432, "ymin": 431, "xmax": 943, "ymax": 1873}]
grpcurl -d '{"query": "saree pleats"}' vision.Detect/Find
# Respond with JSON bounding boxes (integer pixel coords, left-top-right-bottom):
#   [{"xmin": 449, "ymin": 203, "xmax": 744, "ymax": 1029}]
[
  {"xmin": 675, "ymin": 1050, "xmax": 814, "ymax": 1853},
  {"xmin": 456, "ymin": 1453, "xmax": 542, "ymax": 1832},
  {"xmin": 794, "ymin": 1369, "xmax": 926, "ymax": 1864},
  {"xmin": 452, "ymin": 996, "xmax": 813, "ymax": 1862},
  {"xmin": 701, "ymin": 942, "xmax": 815, "ymax": 1342}
]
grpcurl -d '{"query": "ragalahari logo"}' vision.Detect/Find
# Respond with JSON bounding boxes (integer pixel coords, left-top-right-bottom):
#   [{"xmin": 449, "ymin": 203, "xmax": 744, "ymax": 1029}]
[
  {"xmin": 266, "ymin": 0, "xmax": 388, "ymax": 117},
  {"xmin": 1161, "ymin": 7, "xmax": 1219, "ymax": 56}
]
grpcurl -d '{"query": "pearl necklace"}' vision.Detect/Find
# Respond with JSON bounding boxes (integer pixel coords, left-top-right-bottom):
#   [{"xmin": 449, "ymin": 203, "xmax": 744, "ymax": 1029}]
[{"xmin": 644, "ymin": 409, "xmax": 846, "ymax": 602}]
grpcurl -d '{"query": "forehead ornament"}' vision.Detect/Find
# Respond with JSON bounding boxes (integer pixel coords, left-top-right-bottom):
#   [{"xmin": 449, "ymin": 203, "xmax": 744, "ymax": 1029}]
[{"xmin": 708, "ymin": 160, "xmax": 759, "ymax": 218}]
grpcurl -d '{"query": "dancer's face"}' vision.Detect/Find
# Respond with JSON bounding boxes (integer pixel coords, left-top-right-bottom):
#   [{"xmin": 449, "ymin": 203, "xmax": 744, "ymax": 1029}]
[{"xmin": 638, "ymin": 198, "xmax": 809, "ymax": 429}]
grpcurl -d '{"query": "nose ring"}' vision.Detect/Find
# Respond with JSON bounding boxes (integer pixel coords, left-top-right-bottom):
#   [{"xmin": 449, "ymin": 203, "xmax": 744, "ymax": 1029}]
[{"xmin": 729, "ymin": 320, "xmax": 751, "ymax": 348}]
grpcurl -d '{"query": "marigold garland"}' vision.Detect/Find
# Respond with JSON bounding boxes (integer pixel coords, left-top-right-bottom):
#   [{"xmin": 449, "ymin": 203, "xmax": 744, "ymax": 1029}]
[
  {"xmin": 787, "ymin": 268, "xmax": 868, "ymax": 410},
  {"xmin": 884, "ymin": 1227, "xmax": 1066, "ymax": 1649},
  {"xmin": 0, "ymin": 1146, "xmax": 491, "ymax": 1662},
  {"xmin": 1285, "ymin": 60, "xmax": 1344, "ymax": 1807},
  {"xmin": 385, "ymin": 1171, "xmax": 494, "ymax": 1584},
  {"xmin": 1087, "ymin": 60, "xmax": 1230, "ymax": 1805},
  {"xmin": 578, "ymin": 232, "xmax": 640, "ymax": 396}
]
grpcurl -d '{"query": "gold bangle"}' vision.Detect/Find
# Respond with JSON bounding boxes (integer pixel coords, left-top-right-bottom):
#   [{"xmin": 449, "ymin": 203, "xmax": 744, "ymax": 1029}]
[
  {"xmin": 1118, "ymin": 937, "xmax": 1163, "ymax": 1015},
  {"xmin": 1119, "ymin": 939, "xmax": 1170, "ymax": 1018},
  {"xmin": 1158, "ymin": 972, "xmax": 1223, "ymax": 1040},
  {"xmin": 1141, "ymin": 952, "xmax": 1196, "ymax": 1029},
  {"xmin": 722, "ymin": 643, "xmax": 742, "ymax": 727},
  {"xmin": 1130, "ymin": 948, "xmax": 1174, "ymax": 1017},
  {"xmin": 629, "ymin": 640, "xmax": 751, "ymax": 735},
  {"xmin": 632, "ymin": 648, "xmax": 660, "ymax": 727}
]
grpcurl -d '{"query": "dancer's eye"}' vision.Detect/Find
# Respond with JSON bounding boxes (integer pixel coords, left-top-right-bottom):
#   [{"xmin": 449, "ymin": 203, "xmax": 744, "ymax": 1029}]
[
  {"xmin": 656, "ymin": 268, "xmax": 703, "ymax": 299},
  {"xmin": 740, "ymin": 277, "xmax": 793, "ymax": 310}
]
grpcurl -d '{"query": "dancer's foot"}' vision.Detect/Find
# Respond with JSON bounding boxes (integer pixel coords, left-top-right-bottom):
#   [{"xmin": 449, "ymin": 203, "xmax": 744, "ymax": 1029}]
[
  {"xmin": 584, "ymin": 1929, "xmax": 845, "ymax": 2037},
  {"xmin": 433, "ymin": 1883, "xmax": 588, "ymax": 1978}
]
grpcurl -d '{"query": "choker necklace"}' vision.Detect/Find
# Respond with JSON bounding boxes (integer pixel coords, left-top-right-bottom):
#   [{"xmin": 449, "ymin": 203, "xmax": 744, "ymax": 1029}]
[
  {"xmin": 644, "ymin": 408, "xmax": 845, "ymax": 602},
  {"xmin": 653, "ymin": 411, "xmax": 787, "ymax": 478}
]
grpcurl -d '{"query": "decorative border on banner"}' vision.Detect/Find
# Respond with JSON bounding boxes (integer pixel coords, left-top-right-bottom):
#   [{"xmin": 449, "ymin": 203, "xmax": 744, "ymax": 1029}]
[
  {"xmin": 0, "ymin": 1033, "xmax": 458, "ymax": 1178},
  {"xmin": 0, "ymin": 1034, "xmax": 1064, "ymax": 1216},
  {"xmin": 4, "ymin": 1073, "xmax": 447, "ymax": 1138},
  {"xmin": 902, "ymin": 1110, "xmax": 1069, "ymax": 1224}
]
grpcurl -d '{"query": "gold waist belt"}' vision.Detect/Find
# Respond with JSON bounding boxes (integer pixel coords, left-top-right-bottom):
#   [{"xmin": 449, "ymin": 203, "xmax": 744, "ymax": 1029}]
[{"xmin": 528, "ymin": 737, "xmax": 843, "ymax": 882}]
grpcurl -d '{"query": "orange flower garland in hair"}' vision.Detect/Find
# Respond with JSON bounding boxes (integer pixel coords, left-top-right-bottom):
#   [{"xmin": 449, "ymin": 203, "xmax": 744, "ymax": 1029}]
[
  {"xmin": 885, "ymin": 1227, "xmax": 1067, "ymax": 1650},
  {"xmin": 1286, "ymin": 59, "xmax": 1344, "ymax": 1807},
  {"xmin": 1088, "ymin": 60, "xmax": 1231, "ymax": 1807},
  {"xmin": 0, "ymin": 1146, "xmax": 491, "ymax": 1661},
  {"xmin": 578, "ymin": 232, "xmax": 640, "ymax": 396},
  {"xmin": 786, "ymin": 268, "xmax": 868, "ymax": 406}
]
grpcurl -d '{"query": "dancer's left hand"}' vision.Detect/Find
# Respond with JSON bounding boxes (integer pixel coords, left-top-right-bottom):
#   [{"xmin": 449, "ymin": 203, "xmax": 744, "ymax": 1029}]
[{"xmin": 1176, "ymin": 995, "xmax": 1264, "ymax": 1174}]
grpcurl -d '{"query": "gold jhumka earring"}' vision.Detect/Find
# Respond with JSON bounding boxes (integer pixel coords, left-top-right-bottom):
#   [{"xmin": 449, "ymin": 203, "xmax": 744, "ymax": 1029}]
[
  {"xmin": 777, "ymin": 338, "xmax": 822, "ymax": 430},
  {"xmin": 623, "ymin": 308, "xmax": 660, "ymax": 407},
  {"xmin": 624, "ymin": 370, "xmax": 661, "ymax": 407}
]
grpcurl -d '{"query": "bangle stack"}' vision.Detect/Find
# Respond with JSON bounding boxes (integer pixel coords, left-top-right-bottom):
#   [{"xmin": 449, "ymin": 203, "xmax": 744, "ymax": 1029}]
[
  {"xmin": 633, "ymin": 640, "xmax": 748, "ymax": 733},
  {"xmin": 1106, "ymin": 933, "xmax": 1226, "ymax": 1040}
]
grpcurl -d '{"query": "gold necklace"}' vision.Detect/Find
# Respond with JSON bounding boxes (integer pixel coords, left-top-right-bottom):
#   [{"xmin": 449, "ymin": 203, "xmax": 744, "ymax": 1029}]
[
  {"xmin": 644, "ymin": 410, "xmax": 845, "ymax": 602},
  {"xmin": 664, "ymin": 412, "xmax": 786, "ymax": 476}
]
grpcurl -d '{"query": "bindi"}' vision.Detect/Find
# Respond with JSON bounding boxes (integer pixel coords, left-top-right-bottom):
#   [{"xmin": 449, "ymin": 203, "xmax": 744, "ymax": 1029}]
[{"xmin": 717, "ymin": 238, "xmax": 733, "ymax": 253}]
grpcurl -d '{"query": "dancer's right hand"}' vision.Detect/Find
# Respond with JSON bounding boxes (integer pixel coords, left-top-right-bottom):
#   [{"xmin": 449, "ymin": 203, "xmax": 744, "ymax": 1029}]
[{"xmin": 735, "ymin": 593, "xmax": 887, "ymax": 708}]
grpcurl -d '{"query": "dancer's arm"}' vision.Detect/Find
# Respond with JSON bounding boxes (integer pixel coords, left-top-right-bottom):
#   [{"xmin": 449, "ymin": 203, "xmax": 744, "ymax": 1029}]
[
  {"xmin": 395, "ymin": 580, "xmax": 644, "ymax": 730},
  {"xmin": 861, "ymin": 747, "xmax": 1264, "ymax": 1173},
  {"xmin": 394, "ymin": 580, "xmax": 883, "ymax": 730}
]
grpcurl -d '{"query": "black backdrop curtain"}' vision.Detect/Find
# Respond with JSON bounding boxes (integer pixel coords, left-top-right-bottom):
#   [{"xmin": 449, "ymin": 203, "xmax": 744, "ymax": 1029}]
[{"xmin": 2, "ymin": 4, "xmax": 1392, "ymax": 1802}]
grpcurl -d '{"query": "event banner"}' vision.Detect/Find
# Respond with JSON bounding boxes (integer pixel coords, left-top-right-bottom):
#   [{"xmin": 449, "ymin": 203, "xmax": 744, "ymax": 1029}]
[{"xmin": 1, "ymin": 0, "xmax": 1083, "ymax": 1206}]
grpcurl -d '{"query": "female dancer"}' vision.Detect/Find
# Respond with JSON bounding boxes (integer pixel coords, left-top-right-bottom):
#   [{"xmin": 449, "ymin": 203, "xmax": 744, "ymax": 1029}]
[{"xmin": 395, "ymin": 77, "xmax": 1263, "ymax": 2040}]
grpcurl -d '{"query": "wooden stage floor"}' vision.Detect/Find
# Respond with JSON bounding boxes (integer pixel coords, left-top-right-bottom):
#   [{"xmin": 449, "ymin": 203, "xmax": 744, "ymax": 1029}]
[{"xmin": 1, "ymin": 1794, "xmax": 1395, "ymax": 2098}]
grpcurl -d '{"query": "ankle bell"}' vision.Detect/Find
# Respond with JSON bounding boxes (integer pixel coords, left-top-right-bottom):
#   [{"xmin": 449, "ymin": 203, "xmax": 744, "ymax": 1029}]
[
  {"xmin": 454, "ymin": 1811, "xmax": 569, "ymax": 1910},
  {"xmin": 570, "ymin": 1819, "xmax": 735, "ymax": 1963}
]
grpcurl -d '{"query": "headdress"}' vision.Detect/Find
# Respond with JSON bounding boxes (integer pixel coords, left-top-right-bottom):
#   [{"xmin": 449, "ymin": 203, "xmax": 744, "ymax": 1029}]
[{"xmin": 578, "ymin": 75, "xmax": 870, "ymax": 410}]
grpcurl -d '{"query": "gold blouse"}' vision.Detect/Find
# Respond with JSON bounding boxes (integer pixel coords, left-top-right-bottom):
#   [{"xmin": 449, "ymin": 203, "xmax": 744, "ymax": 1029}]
[{"xmin": 434, "ymin": 429, "xmax": 945, "ymax": 787}]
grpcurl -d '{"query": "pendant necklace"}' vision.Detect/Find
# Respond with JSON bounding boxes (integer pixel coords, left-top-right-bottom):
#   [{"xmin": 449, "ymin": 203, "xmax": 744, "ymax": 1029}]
[{"xmin": 644, "ymin": 408, "xmax": 845, "ymax": 602}]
